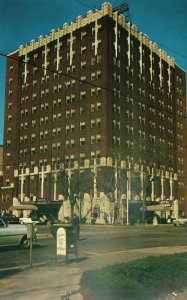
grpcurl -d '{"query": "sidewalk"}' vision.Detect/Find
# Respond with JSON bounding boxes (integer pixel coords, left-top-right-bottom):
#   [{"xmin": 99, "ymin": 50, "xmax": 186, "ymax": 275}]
[{"xmin": 1, "ymin": 245, "xmax": 187, "ymax": 300}]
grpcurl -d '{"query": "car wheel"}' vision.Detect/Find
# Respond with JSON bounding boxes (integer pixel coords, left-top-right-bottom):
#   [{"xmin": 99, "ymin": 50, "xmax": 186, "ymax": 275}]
[{"xmin": 19, "ymin": 236, "xmax": 30, "ymax": 250}]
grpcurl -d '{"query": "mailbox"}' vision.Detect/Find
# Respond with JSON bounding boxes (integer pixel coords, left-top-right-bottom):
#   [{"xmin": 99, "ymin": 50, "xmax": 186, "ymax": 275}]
[{"xmin": 56, "ymin": 225, "xmax": 78, "ymax": 263}]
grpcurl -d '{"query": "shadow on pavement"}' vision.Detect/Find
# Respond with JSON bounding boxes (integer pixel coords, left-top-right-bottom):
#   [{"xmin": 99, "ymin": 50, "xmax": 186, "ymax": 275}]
[
  {"xmin": 66, "ymin": 256, "xmax": 88, "ymax": 264},
  {"xmin": 0, "ymin": 246, "xmax": 18, "ymax": 252},
  {"xmin": 79, "ymin": 238, "xmax": 87, "ymax": 241},
  {"xmin": 0, "ymin": 268, "xmax": 22, "ymax": 279}
]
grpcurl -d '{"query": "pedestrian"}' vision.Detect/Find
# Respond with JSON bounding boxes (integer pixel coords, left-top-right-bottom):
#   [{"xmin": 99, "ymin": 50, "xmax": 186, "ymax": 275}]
[{"xmin": 72, "ymin": 214, "xmax": 80, "ymax": 240}]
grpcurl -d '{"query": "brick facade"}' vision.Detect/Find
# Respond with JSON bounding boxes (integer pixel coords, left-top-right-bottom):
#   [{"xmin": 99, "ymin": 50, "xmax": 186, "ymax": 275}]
[{"xmin": 1, "ymin": 3, "xmax": 186, "ymax": 217}]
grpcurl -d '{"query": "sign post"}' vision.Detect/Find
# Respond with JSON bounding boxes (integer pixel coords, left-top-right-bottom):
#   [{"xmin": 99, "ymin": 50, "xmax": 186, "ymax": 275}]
[{"xmin": 27, "ymin": 223, "xmax": 33, "ymax": 266}]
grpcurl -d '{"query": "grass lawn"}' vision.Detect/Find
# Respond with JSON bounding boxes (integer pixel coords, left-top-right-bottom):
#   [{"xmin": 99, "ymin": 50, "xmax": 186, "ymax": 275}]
[{"xmin": 80, "ymin": 252, "xmax": 187, "ymax": 300}]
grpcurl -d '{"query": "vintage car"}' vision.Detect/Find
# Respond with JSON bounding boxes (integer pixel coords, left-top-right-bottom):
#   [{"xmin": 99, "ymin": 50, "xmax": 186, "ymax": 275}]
[
  {"xmin": 173, "ymin": 217, "xmax": 187, "ymax": 227},
  {"xmin": 0, "ymin": 213, "xmax": 19, "ymax": 224},
  {"xmin": 0, "ymin": 218, "xmax": 37, "ymax": 249},
  {"xmin": 19, "ymin": 217, "xmax": 34, "ymax": 224}
]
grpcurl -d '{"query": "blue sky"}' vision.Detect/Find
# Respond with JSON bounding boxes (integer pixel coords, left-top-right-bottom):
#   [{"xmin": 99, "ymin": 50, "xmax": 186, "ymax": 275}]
[{"xmin": 0, "ymin": 0, "xmax": 186, "ymax": 145}]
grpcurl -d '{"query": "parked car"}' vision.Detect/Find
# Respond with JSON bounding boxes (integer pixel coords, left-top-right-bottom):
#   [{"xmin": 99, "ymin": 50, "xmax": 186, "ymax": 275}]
[
  {"xmin": 19, "ymin": 217, "xmax": 34, "ymax": 224},
  {"xmin": 0, "ymin": 218, "xmax": 37, "ymax": 249},
  {"xmin": 173, "ymin": 217, "xmax": 187, "ymax": 227},
  {"xmin": 0, "ymin": 213, "xmax": 19, "ymax": 224}
]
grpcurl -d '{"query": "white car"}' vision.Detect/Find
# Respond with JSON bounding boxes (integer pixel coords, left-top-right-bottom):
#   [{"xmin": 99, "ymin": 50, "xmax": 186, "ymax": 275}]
[
  {"xmin": 19, "ymin": 217, "xmax": 33, "ymax": 224},
  {"xmin": 0, "ymin": 218, "xmax": 37, "ymax": 249},
  {"xmin": 19, "ymin": 217, "xmax": 39, "ymax": 224},
  {"xmin": 173, "ymin": 218, "xmax": 187, "ymax": 227}
]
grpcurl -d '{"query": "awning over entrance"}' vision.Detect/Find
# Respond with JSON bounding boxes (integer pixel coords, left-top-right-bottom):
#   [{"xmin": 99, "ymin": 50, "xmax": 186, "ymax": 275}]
[{"xmin": 9, "ymin": 205, "xmax": 38, "ymax": 211}]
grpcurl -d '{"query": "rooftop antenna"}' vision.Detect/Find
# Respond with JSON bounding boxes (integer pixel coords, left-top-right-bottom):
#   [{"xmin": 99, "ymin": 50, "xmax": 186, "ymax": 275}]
[{"xmin": 113, "ymin": 2, "xmax": 131, "ymax": 22}]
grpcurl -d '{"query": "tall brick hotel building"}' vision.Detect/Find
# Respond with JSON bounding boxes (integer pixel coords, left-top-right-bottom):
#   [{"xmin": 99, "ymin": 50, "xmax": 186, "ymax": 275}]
[{"xmin": 1, "ymin": 2, "xmax": 186, "ymax": 221}]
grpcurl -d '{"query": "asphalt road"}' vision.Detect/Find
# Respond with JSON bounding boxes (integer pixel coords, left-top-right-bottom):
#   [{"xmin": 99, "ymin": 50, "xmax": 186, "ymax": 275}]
[{"xmin": 1, "ymin": 224, "xmax": 187, "ymax": 270}]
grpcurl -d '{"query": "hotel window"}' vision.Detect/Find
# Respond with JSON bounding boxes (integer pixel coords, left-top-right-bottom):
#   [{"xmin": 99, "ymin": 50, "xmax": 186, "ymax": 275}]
[
  {"xmin": 32, "ymin": 93, "xmax": 37, "ymax": 101},
  {"xmin": 58, "ymin": 84, "xmax": 62, "ymax": 92},
  {"xmin": 81, "ymin": 31, "xmax": 87, "ymax": 39},
  {"xmin": 80, "ymin": 91, "xmax": 86, "ymax": 100},
  {"xmin": 40, "ymin": 130, "xmax": 48, "ymax": 139},
  {"xmin": 31, "ymin": 133, "xmax": 36, "ymax": 141},
  {"xmin": 40, "ymin": 117, "xmax": 44, "ymax": 125},
  {"xmin": 81, "ymin": 46, "xmax": 87, "ymax": 55},
  {"xmin": 41, "ymin": 90, "xmax": 45, "ymax": 98},
  {"xmin": 33, "ymin": 67, "xmax": 38, "ymax": 74},
  {"xmin": 32, "ymin": 120, "xmax": 36, "ymax": 128},
  {"xmin": 32, "ymin": 106, "xmax": 37, "ymax": 114},
  {"xmin": 33, "ymin": 80, "xmax": 37, "ymax": 87},
  {"xmin": 34, "ymin": 53, "xmax": 38, "ymax": 61},
  {"xmin": 113, "ymin": 120, "xmax": 120, "ymax": 129},
  {"xmin": 80, "ymin": 105, "xmax": 85, "ymax": 114},
  {"xmin": 96, "ymin": 134, "xmax": 101, "ymax": 143},
  {"xmin": 91, "ymin": 134, "xmax": 101, "ymax": 144},
  {"xmin": 6, "ymin": 153, "xmax": 11, "ymax": 159},
  {"xmin": 91, "ymin": 104, "xmax": 95, "ymax": 112},
  {"xmin": 21, "ymin": 109, "xmax": 28, "ymax": 118},
  {"xmin": 97, "ymin": 70, "xmax": 101, "ymax": 79},
  {"xmin": 9, "ymin": 65, "xmax": 14, "ymax": 71},
  {"xmin": 57, "ymin": 128, "xmax": 61, "ymax": 136},
  {"xmin": 91, "ymin": 88, "xmax": 96, "ymax": 96},
  {"xmin": 66, "ymin": 109, "xmax": 75, "ymax": 118},
  {"xmin": 96, "ymin": 102, "xmax": 101, "ymax": 111},
  {"xmin": 7, "ymin": 127, "xmax": 12, "ymax": 133},
  {"xmin": 149, "ymin": 134, "xmax": 155, "ymax": 142},
  {"xmin": 97, "ymin": 87, "xmax": 101, "ymax": 95},
  {"xmin": 53, "ymin": 113, "xmax": 61, "ymax": 122},
  {"xmin": 81, "ymin": 75, "xmax": 86, "ymax": 83},
  {"xmin": 40, "ymin": 103, "xmax": 48, "ymax": 112},
  {"xmin": 80, "ymin": 137, "xmax": 86, "ymax": 146},
  {"xmin": 53, "ymin": 86, "xmax": 58, "ymax": 93},
  {"xmin": 80, "ymin": 153, "xmax": 86, "ymax": 159},
  {"xmin": 8, "ymin": 77, "xmax": 13, "ymax": 84},
  {"xmin": 67, "ymin": 94, "xmax": 75, "ymax": 104},
  {"xmin": 91, "ymin": 73, "xmax": 96, "ymax": 81},
  {"xmin": 7, "ymin": 115, "xmax": 12, "ymax": 121},
  {"xmin": 81, "ymin": 61, "xmax": 86, "ymax": 70},
  {"xmin": 91, "ymin": 55, "xmax": 101, "ymax": 66},
  {"xmin": 8, "ymin": 102, "xmax": 12, "ymax": 109},
  {"xmin": 52, "ymin": 142, "xmax": 56, "ymax": 150},
  {"xmin": 80, "ymin": 122, "xmax": 86, "ymax": 130},
  {"xmin": 6, "ymin": 140, "xmax": 11, "ymax": 147},
  {"xmin": 6, "ymin": 165, "xmax": 10, "ymax": 171},
  {"xmin": 91, "ymin": 134, "xmax": 96, "ymax": 144},
  {"xmin": 66, "ymin": 125, "xmax": 70, "ymax": 133}
]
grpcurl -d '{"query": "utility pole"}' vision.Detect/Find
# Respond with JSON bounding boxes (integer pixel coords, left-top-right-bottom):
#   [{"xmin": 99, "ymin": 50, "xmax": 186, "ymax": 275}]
[
  {"xmin": 141, "ymin": 165, "xmax": 146, "ymax": 224},
  {"xmin": 41, "ymin": 165, "xmax": 44, "ymax": 198},
  {"xmin": 161, "ymin": 170, "xmax": 164, "ymax": 201},
  {"xmin": 53, "ymin": 164, "xmax": 57, "ymax": 201},
  {"xmin": 170, "ymin": 173, "xmax": 173, "ymax": 201},
  {"xmin": 151, "ymin": 167, "xmax": 155, "ymax": 201},
  {"xmin": 20, "ymin": 169, "xmax": 24, "ymax": 202},
  {"xmin": 126, "ymin": 163, "xmax": 131, "ymax": 226},
  {"xmin": 93, "ymin": 158, "xmax": 97, "ymax": 200}
]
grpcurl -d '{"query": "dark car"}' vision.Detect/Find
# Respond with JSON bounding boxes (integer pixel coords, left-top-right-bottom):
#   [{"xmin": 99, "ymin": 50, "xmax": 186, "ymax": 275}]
[{"xmin": 1, "ymin": 213, "xmax": 19, "ymax": 224}]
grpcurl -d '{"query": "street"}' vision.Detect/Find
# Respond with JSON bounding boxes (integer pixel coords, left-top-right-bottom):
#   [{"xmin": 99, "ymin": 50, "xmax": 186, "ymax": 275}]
[{"xmin": 1, "ymin": 224, "xmax": 187, "ymax": 269}]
